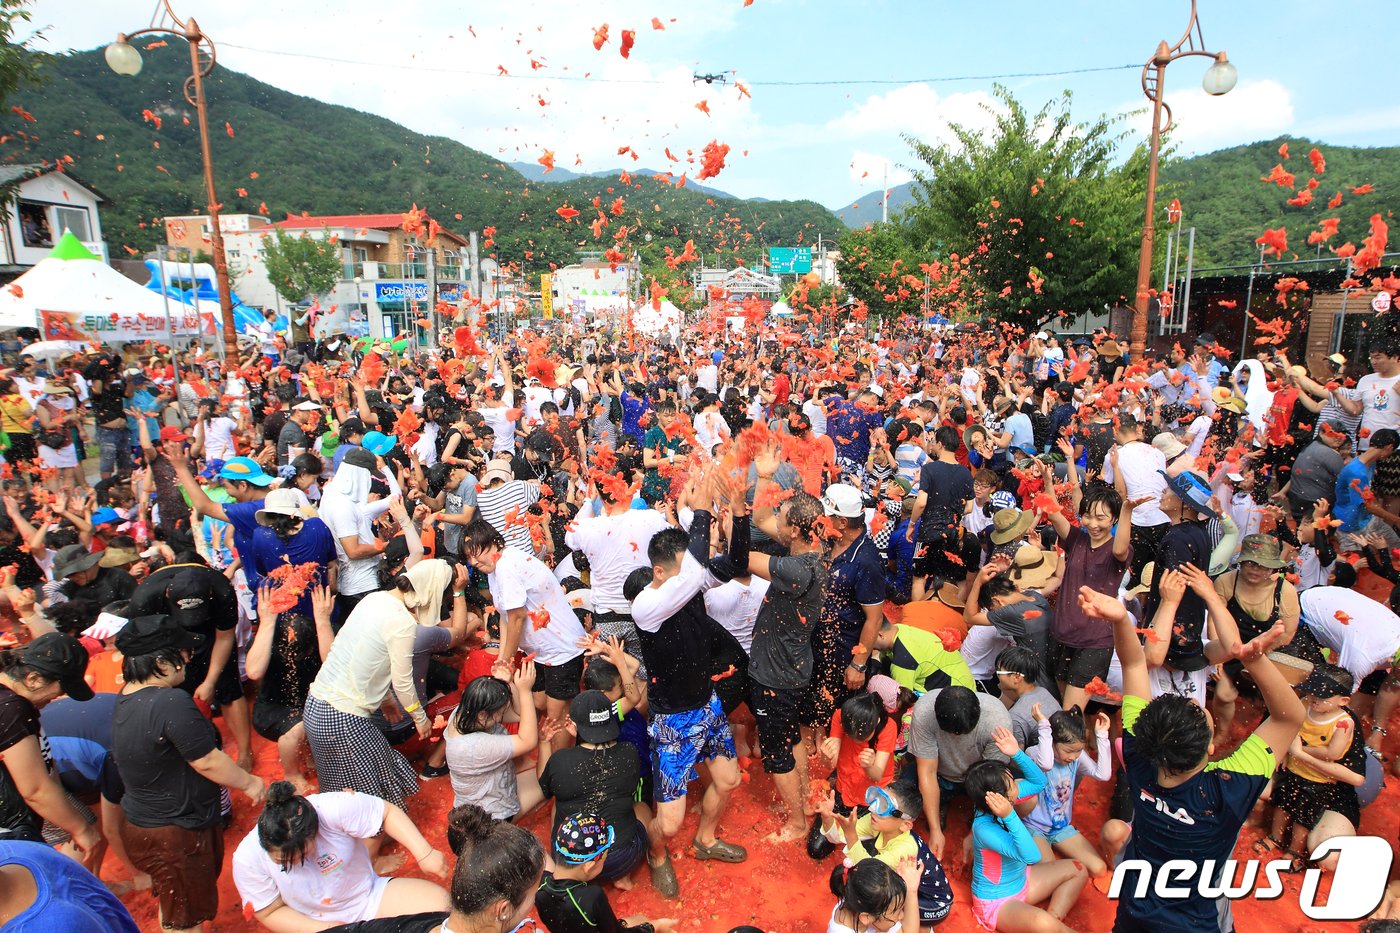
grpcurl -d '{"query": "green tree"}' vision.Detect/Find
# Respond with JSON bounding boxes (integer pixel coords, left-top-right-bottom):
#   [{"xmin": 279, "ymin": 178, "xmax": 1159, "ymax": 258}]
[
  {"xmin": 902, "ymin": 85, "xmax": 1152, "ymax": 325},
  {"xmin": 835, "ymin": 222, "xmax": 924, "ymax": 318},
  {"xmin": 0, "ymin": 1, "xmax": 42, "ymax": 202},
  {"xmin": 261, "ymin": 228, "xmax": 343, "ymax": 305}
]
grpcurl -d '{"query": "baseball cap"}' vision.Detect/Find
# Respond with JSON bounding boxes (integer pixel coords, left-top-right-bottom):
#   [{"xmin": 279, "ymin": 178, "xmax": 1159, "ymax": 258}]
[
  {"xmin": 218, "ymin": 457, "xmax": 275, "ymax": 487},
  {"xmin": 569, "ymin": 690, "xmax": 620, "ymax": 744},
  {"xmin": 821, "ymin": 483, "xmax": 864, "ymax": 519},
  {"xmin": 114, "ymin": 613, "xmax": 202, "ymax": 658},
  {"xmin": 90, "ymin": 508, "xmax": 123, "ymax": 527},
  {"xmin": 362, "ymin": 430, "xmax": 396, "ymax": 457},
  {"xmin": 165, "ymin": 570, "xmax": 215, "ymax": 628},
  {"xmin": 159, "ymin": 426, "xmax": 188, "ymax": 444},
  {"xmin": 1327, "ymin": 353, "xmax": 1347, "ymax": 366},
  {"xmin": 866, "ymin": 674, "xmax": 900, "ymax": 713},
  {"xmin": 20, "ymin": 633, "xmax": 93, "ymax": 701},
  {"xmin": 554, "ymin": 813, "xmax": 616, "ymax": 864},
  {"xmin": 292, "ymin": 399, "xmax": 321, "ymax": 412},
  {"xmin": 1296, "ymin": 663, "xmax": 1353, "ymax": 700}
]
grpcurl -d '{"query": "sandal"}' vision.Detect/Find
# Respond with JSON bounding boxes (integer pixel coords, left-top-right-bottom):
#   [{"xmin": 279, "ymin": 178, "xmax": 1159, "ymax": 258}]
[{"xmin": 1251, "ymin": 835, "xmax": 1284, "ymax": 856}]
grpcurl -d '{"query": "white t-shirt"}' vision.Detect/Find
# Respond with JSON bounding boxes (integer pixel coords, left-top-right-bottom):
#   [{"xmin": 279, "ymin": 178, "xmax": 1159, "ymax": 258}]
[
  {"xmin": 522, "ymin": 385, "xmax": 553, "ymax": 425},
  {"xmin": 12, "ymin": 376, "xmax": 44, "ymax": 407},
  {"xmin": 960, "ymin": 368, "xmax": 982, "ymax": 406},
  {"xmin": 703, "ymin": 577, "xmax": 769, "ymax": 655},
  {"xmin": 232, "ymin": 792, "xmax": 389, "ymax": 925},
  {"xmin": 1300, "ymin": 586, "xmax": 1400, "ymax": 684},
  {"xmin": 487, "ymin": 547, "xmax": 587, "ymax": 666},
  {"xmin": 203, "ymin": 416, "xmax": 238, "ymax": 462},
  {"xmin": 445, "ymin": 726, "xmax": 519, "ymax": 819},
  {"xmin": 803, "ymin": 397, "xmax": 828, "ymax": 437},
  {"xmin": 692, "ymin": 410, "xmax": 730, "ymax": 457},
  {"xmin": 828, "ymin": 905, "xmax": 902, "ymax": 933},
  {"xmin": 1356, "ymin": 372, "xmax": 1400, "ymax": 448},
  {"xmin": 564, "ymin": 509, "xmax": 672, "ymax": 613},
  {"xmin": 480, "ymin": 391, "xmax": 518, "ymax": 453},
  {"xmin": 1183, "ymin": 414, "xmax": 1212, "ymax": 460},
  {"xmin": 1102, "ymin": 441, "xmax": 1169, "ymax": 527},
  {"xmin": 696, "ymin": 363, "xmax": 719, "ymax": 394},
  {"xmin": 959, "ymin": 624, "xmax": 1013, "ymax": 681},
  {"xmin": 318, "ymin": 495, "xmax": 383, "ymax": 597}
]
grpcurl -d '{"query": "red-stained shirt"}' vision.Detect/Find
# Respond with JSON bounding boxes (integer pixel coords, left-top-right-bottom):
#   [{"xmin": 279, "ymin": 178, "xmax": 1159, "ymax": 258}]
[
  {"xmin": 832, "ymin": 708, "xmax": 898, "ymax": 808},
  {"xmin": 773, "ymin": 372, "xmax": 791, "ymax": 406}
]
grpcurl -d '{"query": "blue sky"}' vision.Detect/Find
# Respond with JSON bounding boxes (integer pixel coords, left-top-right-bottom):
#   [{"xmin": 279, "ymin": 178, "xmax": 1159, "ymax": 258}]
[{"xmin": 26, "ymin": 0, "xmax": 1398, "ymax": 208}]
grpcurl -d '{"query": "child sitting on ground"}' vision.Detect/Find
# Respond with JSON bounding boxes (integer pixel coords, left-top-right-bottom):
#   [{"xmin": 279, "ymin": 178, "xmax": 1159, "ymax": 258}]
[
  {"xmin": 828, "ymin": 856, "xmax": 926, "ymax": 933},
  {"xmin": 1024, "ymin": 704, "xmax": 1113, "ymax": 885},
  {"xmin": 1261, "ymin": 663, "xmax": 1355, "ymax": 869},
  {"xmin": 966, "ymin": 725, "xmax": 1088, "ymax": 933},
  {"xmin": 817, "ymin": 780, "xmax": 954, "ymax": 928},
  {"xmin": 535, "ymin": 813, "xmax": 677, "ymax": 933}
]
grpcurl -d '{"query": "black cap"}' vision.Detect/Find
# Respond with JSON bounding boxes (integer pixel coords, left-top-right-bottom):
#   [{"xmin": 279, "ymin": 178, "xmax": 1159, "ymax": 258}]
[
  {"xmin": 341, "ymin": 447, "xmax": 378, "ymax": 471},
  {"xmin": 1296, "ymin": 663, "xmax": 1354, "ymax": 700},
  {"xmin": 569, "ymin": 690, "xmax": 619, "ymax": 744},
  {"xmin": 166, "ymin": 570, "xmax": 214, "ymax": 628},
  {"xmin": 114, "ymin": 614, "xmax": 202, "ymax": 657},
  {"xmin": 21, "ymin": 633, "xmax": 93, "ymax": 701}
]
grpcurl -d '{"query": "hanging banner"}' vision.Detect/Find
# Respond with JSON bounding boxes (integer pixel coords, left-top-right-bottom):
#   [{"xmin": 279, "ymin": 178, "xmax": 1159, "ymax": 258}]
[
  {"xmin": 540, "ymin": 274, "xmax": 553, "ymax": 320},
  {"xmin": 40, "ymin": 307, "xmax": 216, "ymax": 346}
]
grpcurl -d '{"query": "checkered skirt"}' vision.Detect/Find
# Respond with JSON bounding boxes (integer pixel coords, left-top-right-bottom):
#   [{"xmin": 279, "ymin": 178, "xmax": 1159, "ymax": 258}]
[{"xmin": 303, "ymin": 695, "xmax": 419, "ymax": 810}]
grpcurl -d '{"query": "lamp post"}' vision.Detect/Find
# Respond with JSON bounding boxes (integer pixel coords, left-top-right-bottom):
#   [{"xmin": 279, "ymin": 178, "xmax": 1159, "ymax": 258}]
[
  {"xmin": 1128, "ymin": 0, "xmax": 1237, "ymax": 360},
  {"xmin": 106, "ymin": 2, "xmax": 240, "ymax": 362}
]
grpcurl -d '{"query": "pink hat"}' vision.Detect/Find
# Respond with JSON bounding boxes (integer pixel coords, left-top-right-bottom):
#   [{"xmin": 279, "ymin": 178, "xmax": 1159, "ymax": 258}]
[{"xmin": 867, "ymin": 674, "xmax": 900, "ymax": 713}]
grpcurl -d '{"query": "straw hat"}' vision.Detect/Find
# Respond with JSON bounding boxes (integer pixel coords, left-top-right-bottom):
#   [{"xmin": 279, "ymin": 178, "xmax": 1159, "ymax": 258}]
[{"xmin": 1010, "ymin": 544, "xmax": 1059, "ymax": 590}]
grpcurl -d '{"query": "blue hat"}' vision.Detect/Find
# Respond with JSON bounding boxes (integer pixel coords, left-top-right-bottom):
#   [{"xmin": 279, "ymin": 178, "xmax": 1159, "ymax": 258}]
[
  {"xmin": 711, "ymin": 350, "xmax": 723, "ymax": 365},
  {"xmin": 362, "ymin": 430, "xmax": 396, "ymax": 457},
  {"xmin": 90, "ymin": 507, "xmax": 123, "ymax": 527},
  {"xmin": 218, "ymin": 456, "xmax": 275, "ymax": 487},
  {"xmin": 554, "ymin": 813, "xmax": 615, "ymax": 864},
  {"xmin": 990, "ymin": 490, "xmax": 1018, "ymax": 512},
  {"xmin": 198, "ymin": 459, "xmax": 226, "ymax": 481},
  {"xmin": 1159, "ymin": 470, "xmax": 1217, "ymax": 519}
]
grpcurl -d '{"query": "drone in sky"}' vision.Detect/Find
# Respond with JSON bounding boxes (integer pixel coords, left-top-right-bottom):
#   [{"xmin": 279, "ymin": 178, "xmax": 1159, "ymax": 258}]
[{"xmin": 692, "ymin": 72, "xmax": 730, "ymax": 86}]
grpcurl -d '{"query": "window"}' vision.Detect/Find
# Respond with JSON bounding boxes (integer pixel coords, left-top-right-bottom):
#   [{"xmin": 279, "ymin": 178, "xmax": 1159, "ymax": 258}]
[
  {"xmin": 17, "ymin": 201, "xmax": 51, "ymax": 247},
  {"xmin": 51, "ymin": 206, "xmax": 91, "ymax": 241}
]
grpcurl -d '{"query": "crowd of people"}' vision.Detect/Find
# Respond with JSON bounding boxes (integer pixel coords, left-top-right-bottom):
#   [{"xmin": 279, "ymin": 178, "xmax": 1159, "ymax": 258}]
[{"xmin": 0, "ymin": 314, "xmax": 1399, "ymax": 933}]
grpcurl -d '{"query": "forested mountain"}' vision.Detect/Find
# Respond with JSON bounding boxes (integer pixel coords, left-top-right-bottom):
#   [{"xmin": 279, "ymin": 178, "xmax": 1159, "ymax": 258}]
[{"xmin": 0, "ymin": 47, "xmax": 841, "ymax": 272}]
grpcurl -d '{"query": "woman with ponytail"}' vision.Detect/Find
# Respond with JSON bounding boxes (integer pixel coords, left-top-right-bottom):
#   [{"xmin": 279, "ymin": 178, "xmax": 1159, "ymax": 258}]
[{"xmin": 232, "ymin": 780, "xmax": 449, "ymax": 930}]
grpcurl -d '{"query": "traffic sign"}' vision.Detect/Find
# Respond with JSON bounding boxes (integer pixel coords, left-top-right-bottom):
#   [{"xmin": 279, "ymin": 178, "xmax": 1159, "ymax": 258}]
[{"xmin": 768, "ymin": 247, "xmax": 812, "ymax": 275}]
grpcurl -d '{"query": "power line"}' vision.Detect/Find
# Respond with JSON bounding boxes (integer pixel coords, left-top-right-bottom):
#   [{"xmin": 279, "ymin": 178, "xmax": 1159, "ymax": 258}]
[{"xmin": 219, "ymin": 41, "xmax": 1138, "ymax": 87}]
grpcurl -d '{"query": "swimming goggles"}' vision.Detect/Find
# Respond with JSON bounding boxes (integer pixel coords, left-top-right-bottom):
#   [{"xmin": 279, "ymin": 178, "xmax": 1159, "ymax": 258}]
[{"xmin": 865, "ymin": 785, "xmax": 913, "ymax": 820}]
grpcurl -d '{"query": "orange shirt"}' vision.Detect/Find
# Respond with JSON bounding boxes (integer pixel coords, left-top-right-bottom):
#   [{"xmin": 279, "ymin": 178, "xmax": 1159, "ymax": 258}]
[{"xmin": 795, "ymin": 434, "xmax": 836, "ymax": 496}]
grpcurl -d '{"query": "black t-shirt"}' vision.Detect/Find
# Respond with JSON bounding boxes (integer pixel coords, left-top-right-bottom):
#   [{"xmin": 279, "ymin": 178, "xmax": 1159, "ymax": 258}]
[
  {"xmin": 0, "ymin": 541, "xmax": 42, "ymax": 589},
  {"xmin": 0, "ymin": 686, "xmax": 46, "ymax": 839},
  {"xmin": 83, "ymin": 362, "xmax": 126, "ymax": 425},
  {"xmin": 917, "ymin": 459, "xmax": 974, "ymax": 529},
  {"xmin": 749, "ymin": 550, "xmax": 825, "ymax": 691},
  {"xmin": 111, "ymin": 687, "xmax": 221, "ymax": 829},
  {"xmin": 539, "ymin": 743, "xmax": 642, "ymax": 850},
  {"xmin": 263, "ymin": 410, "xmax": 289, "ymax": 448},
  {"xmin": 1081, "ymin": 419, "xmax": 1116, "ymax": 473},
  {"xmin": 60, "ymin": 566, "xmax": 137, "ymax": 612},
  {"xmin": 537, "ymin": 873, "xmax": 637, "ymax": 933}
]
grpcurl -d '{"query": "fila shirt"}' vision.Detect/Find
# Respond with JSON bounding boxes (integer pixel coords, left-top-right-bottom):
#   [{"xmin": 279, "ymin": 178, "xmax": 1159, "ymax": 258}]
[{"xmin": 1116, "ymin": 694, "xmax": 1274, "ymax": 932}]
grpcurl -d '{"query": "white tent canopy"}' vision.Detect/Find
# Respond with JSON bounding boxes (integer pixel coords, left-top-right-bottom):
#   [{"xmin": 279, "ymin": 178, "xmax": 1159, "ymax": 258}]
[
  {"xmin": 634, "ymin": 299, "xmax": 681, "ymax": 337},
  {"xmin": 770, "ymin": 301, "xmax": 793, "ymax": 316},
  {"xmin": 0, "ymin": 233, "xmax": 214, "ymax": 343}
]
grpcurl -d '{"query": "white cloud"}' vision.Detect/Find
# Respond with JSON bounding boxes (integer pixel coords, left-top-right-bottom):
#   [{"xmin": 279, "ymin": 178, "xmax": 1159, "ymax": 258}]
[
  {"xmin": 1129, "ymin": 78, "xmax": 1294, "ymax": 154},
  {"xmin": 827, "ymin": 83, "xmax": 1000, "ymax": 149}
]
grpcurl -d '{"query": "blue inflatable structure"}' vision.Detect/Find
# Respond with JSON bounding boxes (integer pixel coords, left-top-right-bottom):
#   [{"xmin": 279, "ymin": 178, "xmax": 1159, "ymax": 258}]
[{"xmin": 142, "ymin": 260, "xmax": 287, "ymax": 337}]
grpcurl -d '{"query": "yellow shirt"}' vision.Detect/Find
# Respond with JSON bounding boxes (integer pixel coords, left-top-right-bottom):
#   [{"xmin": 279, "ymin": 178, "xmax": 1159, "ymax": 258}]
[
  {"xmin": 0, "ymin": 394, "xmax": 31, "ymax": 436},
  {"xmin": 1287, "ymin": 709, "xmax": 1350, "ymax": 783}
]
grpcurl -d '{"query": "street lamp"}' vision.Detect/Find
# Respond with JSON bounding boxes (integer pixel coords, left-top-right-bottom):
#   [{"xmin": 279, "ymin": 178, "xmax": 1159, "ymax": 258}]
[
  {"xmin": 1128, "ymin": 0, "xmax": 1235, "ymax": 360},
  {"xmin": 106, "ymin": 2, "xmax": 239, "ymax": 362}
]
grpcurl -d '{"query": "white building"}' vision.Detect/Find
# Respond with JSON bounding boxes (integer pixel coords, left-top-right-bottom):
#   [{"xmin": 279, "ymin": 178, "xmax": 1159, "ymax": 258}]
[{"xmin": 0, "ymin": 164, "xmax": 108, "ymax": 276}]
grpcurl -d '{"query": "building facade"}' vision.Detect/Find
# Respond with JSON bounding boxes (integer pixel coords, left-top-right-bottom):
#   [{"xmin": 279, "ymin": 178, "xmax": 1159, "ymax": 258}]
[
  {"xmin": 0, "ymin": 165, "xmax": 108, "ymax": 279},
  {"xmin": 163, "ymin": 211, "xmax": 476, "ymax": 342}
]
